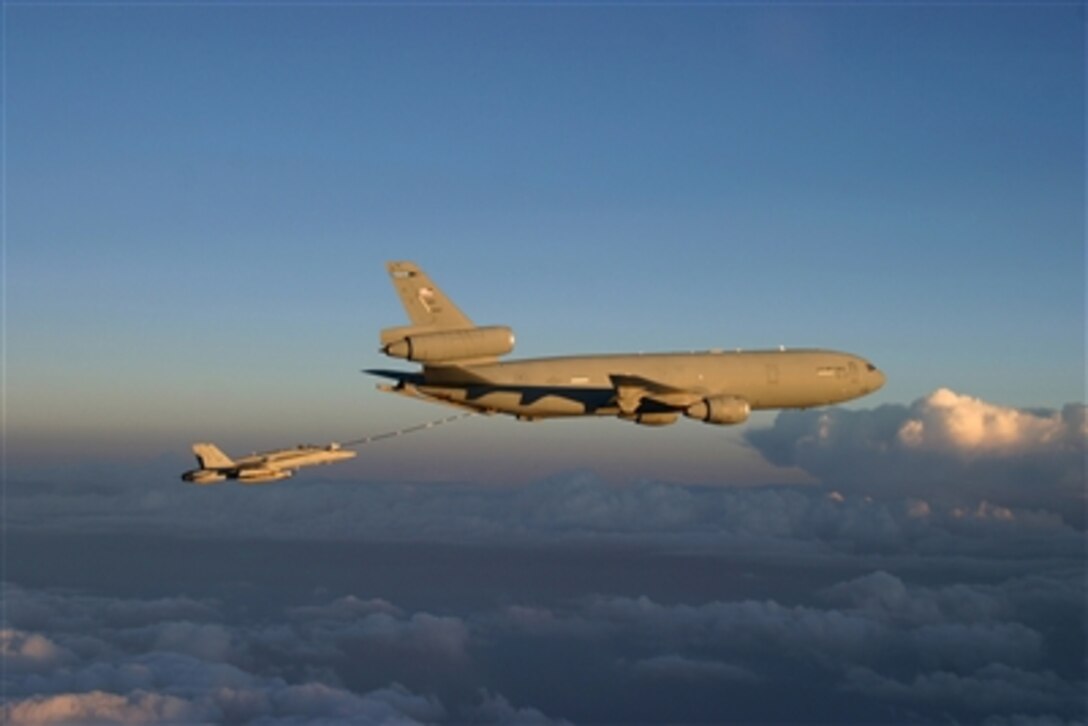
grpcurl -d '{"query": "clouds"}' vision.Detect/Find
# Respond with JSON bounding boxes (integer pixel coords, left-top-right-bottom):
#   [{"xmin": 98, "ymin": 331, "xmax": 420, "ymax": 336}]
[
  {"xmin": 6, "ymin": 468, "xmax": 1083, "ymax": 568},
  {"xmin": 1, "ymin": 630, "xmax": 76, "ymax": 673},
  {"xmin": 746, "ymin": 389, "xmax": 1086, "ymax": 526},
  {"xmin": 843, "ymin": 664, "xmax": 1081, "ymax": 718},
  {"xmin": 625, "ymin": 654, "xmax": 761, "ymax": 683},
  {"xmin": 3, "ymin": 512, "xmax": 1084, "ymax": 725},
  {"xmin": 4, "ymin": 690, "xmax": 203, "ymax": 726},
  {"xmin": 895, "ymin": 389, "xmax": 1084, "ymax": 455},
  {"xmin": 4, "ymin": 571, "xmax": 1079, "ymax": 725},
  {"xmin": 262, "ymin": 598, "xmax": 472, "ymax": 667},
  {"xmin": 4, "ymin": 389, "xmax": 1083, "ymax": 722},
  {"xmin": 4, "ymin": 675, "xmax": 451, "ymax": 725},
  {"xmin": 0, "ymin": 583, "xmax": 563, "ymax": 726},
  {"xmin": 6, "ymin": 389, "xmax": 1083, "ymax": 564},
  {"xmin": 490, "ymin": 569, "xmax": 1085, "ymax": 723},
  {"xmin": 822, "ymin": 570, "xmax": 1010, "ymax": 627}
]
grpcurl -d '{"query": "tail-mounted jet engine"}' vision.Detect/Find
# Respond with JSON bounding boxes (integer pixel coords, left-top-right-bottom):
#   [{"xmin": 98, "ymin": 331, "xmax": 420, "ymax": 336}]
[
  {"xmin": 685, "ymin": 396, "xmax": 751, "ymax": 425},
  {"xmin": 382, "ymin": 326, "xmax": 515, "ymax": 363}
]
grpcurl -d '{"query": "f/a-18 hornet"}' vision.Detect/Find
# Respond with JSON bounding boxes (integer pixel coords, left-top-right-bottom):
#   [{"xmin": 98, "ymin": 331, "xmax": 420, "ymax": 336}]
[
  {"xmin": 181, "ymin": 442, "xmax": 356, "ymax": 484},
  {"xmin": 368, "ymin": 261, "xmax": 885, "ymax": 427}
]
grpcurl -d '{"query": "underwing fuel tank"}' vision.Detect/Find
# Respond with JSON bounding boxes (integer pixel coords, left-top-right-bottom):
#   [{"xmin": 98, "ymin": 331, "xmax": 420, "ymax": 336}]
[
  {"xmin": 621, "ymin": 412, "xmax": 680, "ymax": 426},
  {"xmin": 181, "ymin": 471, "xmax": 227, "ymax": 485},
  {"xmin": 237, "ymin": 469, "xmax": 294, "ymax": 484}
]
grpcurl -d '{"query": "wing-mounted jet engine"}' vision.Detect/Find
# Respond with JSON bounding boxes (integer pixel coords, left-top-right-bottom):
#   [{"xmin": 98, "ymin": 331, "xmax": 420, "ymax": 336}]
[{"xmin": 684, "ymin": 395, "xmax": 751, "ymax": 425}]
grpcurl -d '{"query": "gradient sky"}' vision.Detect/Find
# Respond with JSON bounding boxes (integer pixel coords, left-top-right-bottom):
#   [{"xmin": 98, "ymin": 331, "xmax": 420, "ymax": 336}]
[{"xmin": 5, "ymin": 2, "xmax": 1084, "ymax": 480}]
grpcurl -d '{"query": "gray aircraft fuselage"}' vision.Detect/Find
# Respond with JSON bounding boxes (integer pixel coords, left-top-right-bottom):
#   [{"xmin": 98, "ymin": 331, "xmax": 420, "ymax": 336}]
[
  {"xmin": 369, "ymin": 261, "xmax": 885, "ymax": 426},
  {"xmin": 384, "ymin": 349, "xmax": 884, "ymax": 422}
]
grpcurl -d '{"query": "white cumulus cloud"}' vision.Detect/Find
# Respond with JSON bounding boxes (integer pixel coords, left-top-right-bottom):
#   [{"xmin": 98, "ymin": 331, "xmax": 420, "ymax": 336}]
[
  {"xmin": 746, "ymin": 389, "xmax": 1086, "ymax": 525},
  {"xmin": 896, "ymin": 389, "xmax": 1083, "ymax": 455}
]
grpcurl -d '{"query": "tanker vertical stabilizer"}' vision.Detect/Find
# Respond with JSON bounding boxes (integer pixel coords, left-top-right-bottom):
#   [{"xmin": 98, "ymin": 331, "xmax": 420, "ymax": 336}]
[
  {"xmin": 386, "ymin": 260, "xmax": 473, "ymax": 333},
  {"xmin": 379, "ymin": 261, "xmax": 514, "ymax": 365}
]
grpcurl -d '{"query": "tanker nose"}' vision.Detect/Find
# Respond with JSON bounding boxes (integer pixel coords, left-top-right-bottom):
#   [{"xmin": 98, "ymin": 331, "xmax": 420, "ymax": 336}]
[{"xmin": 865, "ymin": 362, "xmax": 886, "ymax": 392}]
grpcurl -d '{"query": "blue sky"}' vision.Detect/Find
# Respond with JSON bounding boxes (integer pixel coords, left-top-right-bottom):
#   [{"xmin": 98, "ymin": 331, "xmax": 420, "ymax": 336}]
[{"xmin": 5, "ymin": 2, "xmax": 1084, "ymax": 476}]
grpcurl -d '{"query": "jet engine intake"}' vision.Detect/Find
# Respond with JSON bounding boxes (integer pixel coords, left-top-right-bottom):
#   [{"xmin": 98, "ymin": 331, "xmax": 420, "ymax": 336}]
[
  {"xmin": 383, "ymin": 326, "xmax": 515, "ymax": 363},
  {"xmin": 685, "ymin": 395, "xmax": 750, "ymax": 425}
]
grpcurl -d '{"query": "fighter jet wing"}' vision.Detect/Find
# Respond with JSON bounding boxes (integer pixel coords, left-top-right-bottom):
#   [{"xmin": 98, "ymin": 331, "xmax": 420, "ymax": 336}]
[{"xmin": 608, "ymin": 374, "xmax": 704, "ymax": 414}]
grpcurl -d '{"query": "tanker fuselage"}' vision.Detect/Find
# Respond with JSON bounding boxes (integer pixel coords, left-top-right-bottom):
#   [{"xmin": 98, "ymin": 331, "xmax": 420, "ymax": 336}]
[
  {"xmin": 370, "ymin": 261, "xmax": 885, "ymax": 427},
  {"xmin": 384, "ymin": 348, "xmax": 884, "ymax": 424}
]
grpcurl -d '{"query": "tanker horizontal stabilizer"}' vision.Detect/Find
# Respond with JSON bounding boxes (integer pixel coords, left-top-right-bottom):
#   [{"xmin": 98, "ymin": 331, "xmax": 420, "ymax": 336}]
[
  {"xmin": 377, "ymin": 382, "xmax": 495, "ymax": 414},
  {"xmin": 365, "ymin": 369, "xmax": 426, "ymax": 385}
]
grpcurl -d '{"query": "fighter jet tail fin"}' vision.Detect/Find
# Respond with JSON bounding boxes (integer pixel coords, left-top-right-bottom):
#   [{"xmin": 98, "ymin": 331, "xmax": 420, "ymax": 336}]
[
  {"xmin": 193, "ymin": 443, "xmax": 234, "ymax": 469},
  {"xmin": 385, "ymin": 261, "xmax": 474, "ymax": 331}
]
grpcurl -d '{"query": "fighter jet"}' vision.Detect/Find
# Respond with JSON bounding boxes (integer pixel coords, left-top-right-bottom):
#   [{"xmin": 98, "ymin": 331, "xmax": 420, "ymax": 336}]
[
  {"xmin": 368, "ymin": 261, "xmax": 886, "ymax": 426},
  {"xmin": 181, "ymin": 442, "xmax": 356, "ymax": 484}
]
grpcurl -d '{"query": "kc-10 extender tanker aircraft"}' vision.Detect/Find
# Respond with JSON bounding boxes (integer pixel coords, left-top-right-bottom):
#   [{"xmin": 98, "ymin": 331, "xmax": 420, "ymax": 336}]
[
  {"xmin": 181, "ymin": 442, "xmax": 356, "ymax": 484},
  {"xmin": 368, "ymin": 262, "xmax": 885, "ymax": 427}
]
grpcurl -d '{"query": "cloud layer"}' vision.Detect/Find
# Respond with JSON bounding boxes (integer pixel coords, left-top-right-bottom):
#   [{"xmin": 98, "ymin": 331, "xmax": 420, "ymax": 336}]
[
  {"xmin": 7, "ymin": 469, "xmax": 1084, "ymax": 567},
  {"xmin": 8, "ymin": 389, "xmax": 1083, "ymax": 545},
  {"xmin": 4, "ymin": 555, "xmax": 1084, "ymax": 726},
  {"xmin": 1, "ymin": 582, "xmax": 565, "ymax": 725},
  {"xmin": 746, "ymin": 389, "xmax": 1086, "ymax": 525},
  {"xmin": 4, "ymin": 388, "xmax": 1084, "ymax": 723}
]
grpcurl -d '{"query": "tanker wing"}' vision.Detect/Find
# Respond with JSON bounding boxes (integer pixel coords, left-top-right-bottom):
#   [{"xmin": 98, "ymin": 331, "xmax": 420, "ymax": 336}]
[{"xmin": 609, "ymin": 374, "xmax": 704, "ymax": 414}]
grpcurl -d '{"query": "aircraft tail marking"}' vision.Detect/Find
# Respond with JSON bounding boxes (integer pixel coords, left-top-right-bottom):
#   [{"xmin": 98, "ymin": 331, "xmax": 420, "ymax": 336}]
[
  {"xmin": 386, "ymin": 261, "xmax": 474, "ymax": 330},
  {"xmin": 192, "ymin": 443, "xmax": 234, "ymax": 469}
]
